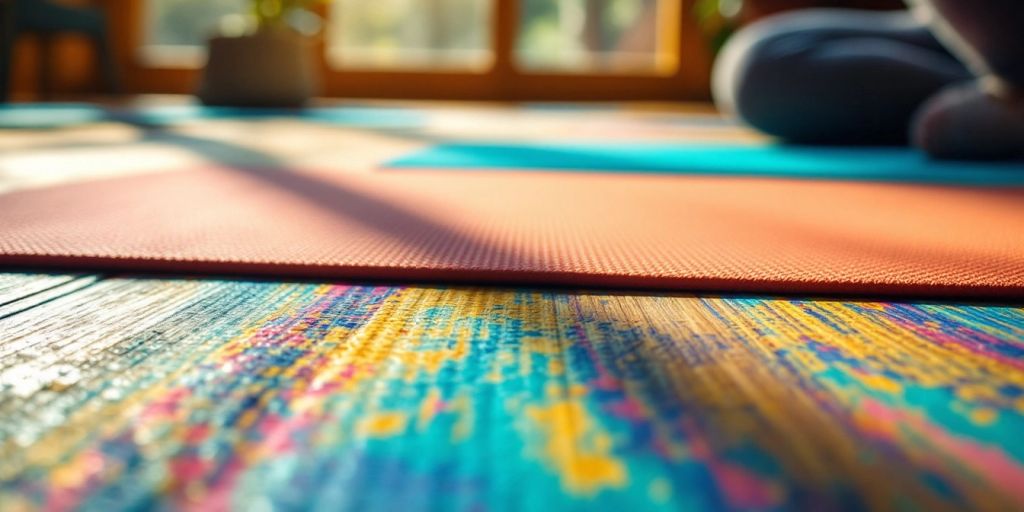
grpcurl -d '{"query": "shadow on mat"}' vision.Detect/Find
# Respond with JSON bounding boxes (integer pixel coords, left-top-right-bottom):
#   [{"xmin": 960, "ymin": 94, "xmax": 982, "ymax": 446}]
[{"xmin": 131, "ymin": 125, "xmax": 539, "ymax": 271}]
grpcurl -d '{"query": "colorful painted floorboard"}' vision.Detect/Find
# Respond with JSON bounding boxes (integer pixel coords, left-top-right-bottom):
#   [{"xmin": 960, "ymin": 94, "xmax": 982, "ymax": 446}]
[{"xmin": 1, "ymin": 273, "xmax": 1022, "ymax": 511}]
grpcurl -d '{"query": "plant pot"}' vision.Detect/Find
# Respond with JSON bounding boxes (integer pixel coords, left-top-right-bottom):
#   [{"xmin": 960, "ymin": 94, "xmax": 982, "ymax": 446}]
[{"xmin": 197, "ymin": 29, "xmax": 318, "ymax": 108}]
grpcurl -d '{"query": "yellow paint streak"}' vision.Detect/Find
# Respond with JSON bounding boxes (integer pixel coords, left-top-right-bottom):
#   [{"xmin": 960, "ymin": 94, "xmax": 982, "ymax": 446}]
[
  {"xmin": 417, "ymin": 388, "xmax": 443, "ymax": 430},
  {"xmin": 237, "ymin": 409, "xmax": 260, "ymax": 430},
  {"xmin": 859, "ymin": 374, "xmax": 902, "ymax": 394},
  {"xmin": 958, "ymin": 384, "xmax": 998, "ymax": 402},
  {"xmin": 523, "ymin": 337, "xmax": 562, "ymax": 355},
  {"xmin": 360, "ymin": 412, "xmax": 407, "ymax": 438},
  {"xmin": 970, "ymin": 408, "xmax": 998, "ymax": 426},
  {"xmin": 49, "ymin": 450, "xmax": 104, "ymax": 490},
  {"xmin": 526, "ymin": 399, "xmax": 626, "ymax": 495},
  {"xmin": 548, "ymin": 358, "xmax": 565, "ymax": 376},
  {"xmin": 450, "ymin": 394, "xmax": 474, "ymax": 442}
]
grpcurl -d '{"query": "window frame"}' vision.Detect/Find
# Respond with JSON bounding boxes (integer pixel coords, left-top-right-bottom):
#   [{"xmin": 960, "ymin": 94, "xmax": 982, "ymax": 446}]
[{"xmin": 112, "ymin": 0, "xmax": 713, "ymax": 101}]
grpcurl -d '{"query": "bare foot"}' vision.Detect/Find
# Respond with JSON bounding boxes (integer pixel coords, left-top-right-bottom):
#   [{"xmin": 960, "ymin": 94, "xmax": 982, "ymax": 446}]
[{"xmin": 911, "ymin": 77, "xmax": 1024, "ymax": 160}]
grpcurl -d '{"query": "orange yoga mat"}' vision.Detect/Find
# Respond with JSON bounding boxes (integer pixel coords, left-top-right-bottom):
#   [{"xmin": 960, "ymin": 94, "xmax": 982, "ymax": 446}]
[{"xmin": 1, "ymin": 165, "xmax": 1022, "ymax": 298}]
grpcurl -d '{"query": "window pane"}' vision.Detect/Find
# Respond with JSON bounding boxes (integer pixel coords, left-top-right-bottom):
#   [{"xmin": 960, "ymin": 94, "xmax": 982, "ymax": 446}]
[
  {"xmin": 517, "ymin": 0, "xmax": 677, "ymax": 74},
  {"xmin": 145, "ymin": 0, "xmax": 248, "ymax": 46},
  {"xmin": 143, "ymin": 0, "xmax": 249, "ymax": 66},
  {"xmin": 328, "ymin": 0, "xmax": 493, "ymax": 71}
]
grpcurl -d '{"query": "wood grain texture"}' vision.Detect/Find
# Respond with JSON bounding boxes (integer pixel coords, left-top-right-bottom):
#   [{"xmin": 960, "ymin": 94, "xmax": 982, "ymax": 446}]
[{"xmin": 1, "ymin": 273, "xmax": 1022, "ymax": 511}]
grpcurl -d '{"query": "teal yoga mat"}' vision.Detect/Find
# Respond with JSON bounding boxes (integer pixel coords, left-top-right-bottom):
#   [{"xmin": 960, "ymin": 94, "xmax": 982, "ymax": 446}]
[
  {"xmin": 122, "ymin": 105, "xmax": 426, "ymax": 129},
  {"xmin": 0, "ymin": 103, "xmax": 426, "ymax": 130},
  {"xmin": 0, "ymin": 103, "xmax": 106, "ymax": 129},
  {"xmin": 388, "ymin": 143, "xmax": 1024, "ymax": 187}
]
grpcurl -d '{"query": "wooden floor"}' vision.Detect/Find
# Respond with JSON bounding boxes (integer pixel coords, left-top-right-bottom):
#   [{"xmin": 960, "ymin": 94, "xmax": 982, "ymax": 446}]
[{"xmin": 1, "ymin": 271, "xmax": 1023, "ymax": 510}]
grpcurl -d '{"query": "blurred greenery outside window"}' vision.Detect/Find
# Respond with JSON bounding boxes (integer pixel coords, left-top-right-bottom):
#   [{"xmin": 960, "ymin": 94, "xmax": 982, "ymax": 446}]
[
  {"xmin": 328, "ymin": 0, "xmax": 492, "ymax": 70},
  {"xmin": 143, "ymin": 0, "xmax": 677, "ymax": 74},
  {"xmin": 143, "ymin": 0, "xmax": 249, "ymax": 66},
  {"xmin": 517, "ymin": 0, "xmax": 673, "ymax": 74}
]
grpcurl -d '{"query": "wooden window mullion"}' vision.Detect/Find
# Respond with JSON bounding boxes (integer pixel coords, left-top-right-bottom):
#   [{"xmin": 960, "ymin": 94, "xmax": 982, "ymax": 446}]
[{"xmin": 492, "ymin": 0, "xmax": 519, "ymax": 97}]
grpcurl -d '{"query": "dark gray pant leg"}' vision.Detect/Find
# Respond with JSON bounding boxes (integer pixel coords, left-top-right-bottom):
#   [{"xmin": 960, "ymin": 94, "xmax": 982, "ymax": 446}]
[
  {"xmin": 916, "ymin": 0, "xmax": 1024, "ymax": 88},
  {"xmin": 713, "ymin": 9, "xmax": 972, "ymax": 144}
]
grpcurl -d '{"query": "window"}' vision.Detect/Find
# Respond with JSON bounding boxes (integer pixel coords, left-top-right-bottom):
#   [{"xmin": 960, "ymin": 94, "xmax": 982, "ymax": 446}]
[
  {"xmin": 328, "ymin": 0, "xmax": 493, "ymax": 71},
  {"xmin": 127, "ymin": 0, "xmax": 706, "ymax": 100},
  {"xmin": 142, "ymin": 0, "xmax": 249, "ymax": 67},
  {"xmin": 518, "ymin": 0, "xmax": 677, "ymax": 74}
]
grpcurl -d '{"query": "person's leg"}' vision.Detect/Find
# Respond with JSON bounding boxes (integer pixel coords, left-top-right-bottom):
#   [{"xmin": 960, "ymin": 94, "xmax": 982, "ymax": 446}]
[
  {"xmin": 713, "ymin": 9, "xmax": 971, "ymax": 144},
  {"xmin": 911, "ymin": 0, "xmax": 1024, "ymax": 87},
  {"xmin": 909, "ymin": 0, "xmax": 1024, "ymax": 159}
]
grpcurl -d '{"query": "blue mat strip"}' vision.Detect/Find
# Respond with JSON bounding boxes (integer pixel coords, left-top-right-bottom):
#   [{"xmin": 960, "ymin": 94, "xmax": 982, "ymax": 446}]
[
  {"xmin": 0, "ymin": 103, "xmax": 425, "ymax": 130},
  {"xmin": 388, "ymin": 143, "xmax": 1024, "ymax": 187}
]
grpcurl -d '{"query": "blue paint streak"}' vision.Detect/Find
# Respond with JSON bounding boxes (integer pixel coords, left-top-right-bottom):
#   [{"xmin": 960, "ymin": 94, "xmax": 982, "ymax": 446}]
[{"xmin": 388, "ymin": 143, "xmax": 1024, "ymax": 186}]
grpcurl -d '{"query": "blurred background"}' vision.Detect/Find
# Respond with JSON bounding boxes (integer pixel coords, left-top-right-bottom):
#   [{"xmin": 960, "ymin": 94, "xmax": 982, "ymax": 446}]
[
  {"xmin": 145, "ymin": 0, "xmax": 660, "ymax": 71},
  {"xmin": 3, "ymin": 0, "xmax": 902, "ymax": 102}
]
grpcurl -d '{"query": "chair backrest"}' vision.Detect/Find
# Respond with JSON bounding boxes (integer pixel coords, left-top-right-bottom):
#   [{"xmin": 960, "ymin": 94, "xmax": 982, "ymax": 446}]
[
  {"xmin": 1, "ymin": 0, "xmax": 118, "ymax": 101},
  {"xmin": 13, "ymin": 0, "xmax": 104, "ymax": 34}
]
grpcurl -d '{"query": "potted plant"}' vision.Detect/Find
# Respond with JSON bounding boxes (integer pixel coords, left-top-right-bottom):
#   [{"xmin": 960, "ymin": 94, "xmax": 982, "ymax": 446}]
[{"xmin": 197, "ymin": 0, "xmax": 324, "ymax": 107}]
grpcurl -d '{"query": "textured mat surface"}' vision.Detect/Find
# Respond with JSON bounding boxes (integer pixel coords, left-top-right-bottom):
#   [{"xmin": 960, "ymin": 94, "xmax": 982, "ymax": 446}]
[
  {"xmin": 1, "ymin": 164, "xmax": 1022, "ymax": 298},
  {"xmin": 2, "ymin": 103, "xmax": 1023, "ymax": 298},
  {"xmin": 1, "ymin": 273, "xmax": 1023, "ymax": 511}
]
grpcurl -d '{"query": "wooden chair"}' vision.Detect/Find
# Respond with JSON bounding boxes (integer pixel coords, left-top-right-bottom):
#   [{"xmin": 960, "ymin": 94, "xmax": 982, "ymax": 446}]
[{"xmin": 0, "ymin": 0, "xmax": 119, "ymax": 102}]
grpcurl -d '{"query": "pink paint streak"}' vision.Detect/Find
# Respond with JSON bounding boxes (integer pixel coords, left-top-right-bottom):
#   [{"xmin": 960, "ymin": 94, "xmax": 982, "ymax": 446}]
[
  {"xmin": 682, "ymin": 420, "xmax": 782, "ymax": 509},
  {"xmin": 861, "ymin": 398, "xmax": 1024, "ymax": 503}
]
